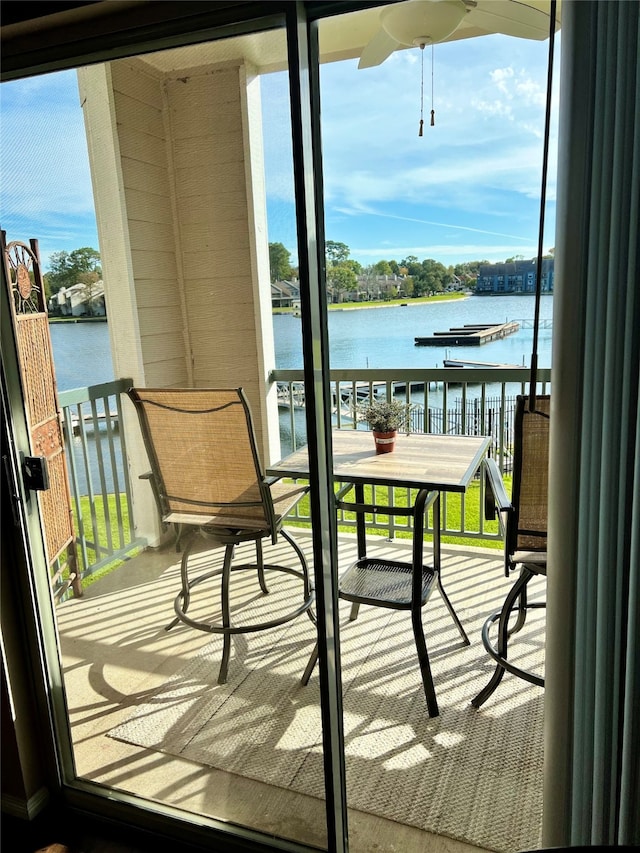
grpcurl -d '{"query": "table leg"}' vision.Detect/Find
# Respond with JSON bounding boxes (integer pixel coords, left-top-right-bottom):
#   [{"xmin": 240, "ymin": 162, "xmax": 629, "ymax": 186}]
[
  {"xmin": 433, "ymin": 493, "xmax": 470, "ymax": 645},
  {"xmin": 350, "ymin": 482, "xmax": 367, "ymax": 621},
  {"xmin": 355, "ymin": 482, "xmax": 366, "ymax": 559},
  {"xmin": 432, "ymin": 493, "xmax": 441, "ymax": 575}
]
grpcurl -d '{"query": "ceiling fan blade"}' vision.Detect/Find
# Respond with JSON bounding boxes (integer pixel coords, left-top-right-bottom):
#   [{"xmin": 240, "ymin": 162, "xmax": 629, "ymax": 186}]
[
  {"xmin": 468, "ymin": 1, "xmax": 555, "ymax": 40},
  {"xmin": 358, "ymin": 28, "xmax": 401, "ymax": 69}
]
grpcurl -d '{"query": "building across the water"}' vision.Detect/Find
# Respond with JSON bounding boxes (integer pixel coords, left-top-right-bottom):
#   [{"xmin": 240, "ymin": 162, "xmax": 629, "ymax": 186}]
[
  {"xmin": 476, "ymin": 257, "xmax": 554, "ymax": 295},
  {"xmin": 48, "ymin": 280, "xmax": 106, "ymax": 317}
]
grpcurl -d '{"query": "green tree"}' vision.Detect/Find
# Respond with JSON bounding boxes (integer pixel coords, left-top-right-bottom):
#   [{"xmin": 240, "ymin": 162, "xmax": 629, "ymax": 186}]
[
  {"xmin": 400, "ymin": 256, "xmax": 421, "ymax": 278},
  {"xmin": 325, "ymin": 240, "xmax": 350, "ymax": 267},
  {"xmin": 268, "ymin": 242, "xmax": 293, "ymax": 282},
  {"xmin": 45, "ymin": 247, "xmax": 101, "ymax": 296},
  {"xmin": 373, "ymin": 260, "xmax": 393, "ymax": 276},
  {"xmin": 412, "ymin": 258, "xmax": 451, "ymax": 296},
  {"xmin": 327, "ymin": 264, "xmax": 357, "ymax": 301},
  {"xmin": 342, "ymin": 258, "xmax": 362, "ymax": 275}
]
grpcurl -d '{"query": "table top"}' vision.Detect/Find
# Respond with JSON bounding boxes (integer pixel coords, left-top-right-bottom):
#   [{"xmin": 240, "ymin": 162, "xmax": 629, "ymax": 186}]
[{"xmin": 268, "ymin": 430, "xmax": 492, "ymax": 493}]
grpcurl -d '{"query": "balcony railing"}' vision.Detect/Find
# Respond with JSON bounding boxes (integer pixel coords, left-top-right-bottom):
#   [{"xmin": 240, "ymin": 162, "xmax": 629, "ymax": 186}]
[
  {"xmin": 272, "ymin": 367, "xmax": 551, "ymax": 543},
  {"xmin": 57, "ymin": 378, "xmax": 145, "ymax": 587},
  {"xmin": 56, "ymin": 368, "xmax": 550, "ymax": 590}
]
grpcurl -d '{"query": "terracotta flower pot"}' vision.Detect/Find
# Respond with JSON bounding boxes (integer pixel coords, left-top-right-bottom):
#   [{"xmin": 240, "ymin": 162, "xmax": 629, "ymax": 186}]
[{"xmin": 372, "ymin": 430, "xmax": 397, "ymax": 454}]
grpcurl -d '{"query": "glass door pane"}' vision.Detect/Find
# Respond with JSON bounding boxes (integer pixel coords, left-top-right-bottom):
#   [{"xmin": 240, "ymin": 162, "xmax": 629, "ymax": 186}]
[
  {"xmin": 316, "ymin": 3, "xmax": 557, "ymax": 852},
  {"xmin": 2, "ymin": 19, "xmax": 328, "ymax": 851}
]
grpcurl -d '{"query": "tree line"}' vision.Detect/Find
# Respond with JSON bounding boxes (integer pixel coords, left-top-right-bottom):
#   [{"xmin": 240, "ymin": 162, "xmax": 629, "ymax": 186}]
[
  {"xmin": 270, "ymin": 239, "xmax": 489, "ymax": 298},
  {"xmin": 44, "ymin": 247, "xmax": 102, "ymax": 298},
  {"xmin": 43, "ymin": 242, "xmax": 553, "ymax": 305},
  {"xmin": 270, "ymin": 240, "xmax": 557, "ymax": 299}
]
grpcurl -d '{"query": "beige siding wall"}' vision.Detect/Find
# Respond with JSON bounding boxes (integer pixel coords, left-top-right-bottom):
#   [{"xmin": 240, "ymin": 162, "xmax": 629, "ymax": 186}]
[
  {"xmin": 79, "ymin": 56, "xmax": 279, "ymax": 543},
  {"xmin": 163, "ymin": 63, "xmax": 277, "ymax": 461},
  {"xmin": 110, "ymin": 60, "xmax": 188, "ymax": 390}
]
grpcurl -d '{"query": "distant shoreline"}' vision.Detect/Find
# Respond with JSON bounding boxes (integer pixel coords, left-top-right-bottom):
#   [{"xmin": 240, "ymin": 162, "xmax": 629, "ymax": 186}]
[
  {"xmin": 329, "ymin": 295, "xmax": 471, "ymax": 311},
  {"xmin": 274, "ymin": 292, "xmax": 472, "ymax": 315},
  {"xmin": 49, "ymin": 291, "xmax": 549, "ymax": 324},
  {"xmin": 49, "ymin": 316, "xmax": 107, "ymax": 324}
]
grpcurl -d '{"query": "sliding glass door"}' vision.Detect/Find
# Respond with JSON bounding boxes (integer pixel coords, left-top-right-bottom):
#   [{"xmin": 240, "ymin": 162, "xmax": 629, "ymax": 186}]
[{"xmin": 1, "ymin": 4, "xmax": 347, "ymax": 851}]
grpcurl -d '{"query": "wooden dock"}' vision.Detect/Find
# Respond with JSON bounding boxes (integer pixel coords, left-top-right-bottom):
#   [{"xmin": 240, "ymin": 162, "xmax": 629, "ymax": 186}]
[
  {"xmin": 443, "ymin": 358, "xmax": 523, "ymax": 369},
  {"xmin": 415, "ymin": 321, "xmax": 519, "ymax": 347},
  {"xmin": 276, "ymin": 379, "xmax": 440, "ymax": 412}
]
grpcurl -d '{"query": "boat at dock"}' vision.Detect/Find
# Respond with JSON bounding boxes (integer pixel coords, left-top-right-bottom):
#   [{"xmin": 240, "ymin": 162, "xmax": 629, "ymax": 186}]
[{"xmin": 415, "ymin": 321, "xmax": 519, "ymax": 346}]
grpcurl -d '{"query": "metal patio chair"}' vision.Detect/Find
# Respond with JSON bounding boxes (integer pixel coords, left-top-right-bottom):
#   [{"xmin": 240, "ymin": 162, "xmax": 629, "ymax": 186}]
[
  {"xmin": 301, "ymin": 487, "xmax": 470, "ymax": 718},
  {"xmin": 471, "ymin": 394, "xmax": 549, "ymax": 708},
  {"xmin": 128, "ymin": 387, "xmax": 315, "ymax": 684}
]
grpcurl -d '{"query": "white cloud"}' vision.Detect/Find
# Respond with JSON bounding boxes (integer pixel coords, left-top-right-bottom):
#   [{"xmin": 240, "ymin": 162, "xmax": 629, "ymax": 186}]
[
  {"xmin": 0, "ymin": 27, "xmax": 559, "ymax": 271},
  {"xmin": 350, "ymin": 242, "xmax": 539, "ymax": 263},
  {"xmin": 317, "ymin": 33, "xmax": 557, "ymax": 220}
]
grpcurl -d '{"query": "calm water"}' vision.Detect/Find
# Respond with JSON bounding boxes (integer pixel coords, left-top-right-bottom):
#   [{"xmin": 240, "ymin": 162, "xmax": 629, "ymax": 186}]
[
  {"xmin": 50, "ymin": 294, "xmax": 553, "ymax": 390},
  {"xmin": 49, "ymin": 295, "xmax": 552, "ymax": 491}
]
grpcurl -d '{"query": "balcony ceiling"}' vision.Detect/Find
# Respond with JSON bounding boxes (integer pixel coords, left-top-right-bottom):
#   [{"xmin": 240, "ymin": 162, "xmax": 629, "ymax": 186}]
[
  {"xmin": 123, "ymin": 1, "xmax": 561, "ymax": 76},
  {"xmin": 1, "ymin": 1, "xmax": 560, "ymax": 80}
]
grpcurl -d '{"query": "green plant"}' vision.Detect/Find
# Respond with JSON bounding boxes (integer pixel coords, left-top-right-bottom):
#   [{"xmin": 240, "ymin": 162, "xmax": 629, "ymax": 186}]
[{"xmin": 357, "ymin": 397, "xmax": 410, "ymax": 433}]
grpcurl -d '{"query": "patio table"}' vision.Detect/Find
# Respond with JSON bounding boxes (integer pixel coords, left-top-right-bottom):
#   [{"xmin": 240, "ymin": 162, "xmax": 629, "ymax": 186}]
[
  {"xmin": 268, "ymin": 429, "xmax": 492, "ymax": 571},
  {"xmin": 268, "ymin": 429, "xmax": 492, "ymax": 716}
]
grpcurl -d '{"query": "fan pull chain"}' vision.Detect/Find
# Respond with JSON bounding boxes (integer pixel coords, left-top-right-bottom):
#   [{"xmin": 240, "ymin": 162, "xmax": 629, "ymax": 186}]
[
  {"xmin": 431, "ymin": 44, "xmax": 435, "ymax": 126},
  {"xmin": 419, "ymin": 43, "xmax": 425, "ymax": 136}
]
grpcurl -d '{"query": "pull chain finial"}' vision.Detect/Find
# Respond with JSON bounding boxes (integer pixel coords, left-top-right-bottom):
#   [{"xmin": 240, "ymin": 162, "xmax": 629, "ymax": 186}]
[
  {"xmin": 419, "ymin": 43, "xmax": 435, "ymax": 135},
  {"xmin": 431, "ymin": 44, "xmax": 435, "ymax": 126}
]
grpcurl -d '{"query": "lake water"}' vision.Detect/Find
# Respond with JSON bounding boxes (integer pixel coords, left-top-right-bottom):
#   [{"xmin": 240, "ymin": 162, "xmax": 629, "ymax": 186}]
[
  {"xmin": 50, "ymin": 293, "xmax": 553, "ymax": 391},
  {"xmin": 48, "ymin": 293, "xmax": 553, "ymax": 492}
]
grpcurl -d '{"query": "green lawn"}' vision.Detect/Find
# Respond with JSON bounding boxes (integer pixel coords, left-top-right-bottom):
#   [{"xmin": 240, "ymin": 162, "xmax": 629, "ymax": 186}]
[
  {"xmin": 64, "ymin": 470, "xmax": 508, "ymax": 596},
  {"xmin": 71, "ymin": 493, "xmax": 140, "ymax": 587},
  {"xmin": 289, "ymin": 475, "xmax": 511, "ymax": 550}
]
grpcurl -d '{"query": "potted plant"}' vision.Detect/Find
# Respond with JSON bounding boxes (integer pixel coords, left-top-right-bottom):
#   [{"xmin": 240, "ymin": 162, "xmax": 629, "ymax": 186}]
[{"xmin": 357, "ymin": 397, "xmax": 410, "ymax": 454}]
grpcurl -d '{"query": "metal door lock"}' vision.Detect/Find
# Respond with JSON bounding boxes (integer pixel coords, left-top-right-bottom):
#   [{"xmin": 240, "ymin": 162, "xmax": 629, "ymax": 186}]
[{"xmin": 22, "ymin": 455, "xmax": 50, "ymax": 492}]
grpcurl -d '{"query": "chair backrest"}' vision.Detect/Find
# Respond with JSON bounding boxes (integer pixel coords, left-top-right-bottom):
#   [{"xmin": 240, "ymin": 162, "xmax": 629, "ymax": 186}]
[
  {"xmin": 128, "ymin": 387, "xmax": 272, "ymax": 530},
  {"xmin": 508, "ymin": 394, "xmax": 550, "ymax": 558}
]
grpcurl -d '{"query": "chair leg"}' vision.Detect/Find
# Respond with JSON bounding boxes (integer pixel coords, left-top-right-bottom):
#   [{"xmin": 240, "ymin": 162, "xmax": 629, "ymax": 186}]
[
  {"xmin": 412, "ymin": 608, "xmax": 439, "ymax": 717},
  {"xmin": 509, "ymin": 582, "xmax": 529, "ymax": 636},
  {"xmin": 256, "ymin": 538, "xmax": 269, "ymax": 594},
  {"xmin": 166, "ymin": 530, "xmax": 197, "ymax": 631},
  {"xmin": 217, "ymin": 542, "xmax": 235, "ymax": 684},
  {"xmin": 349, "ymin": 602, "xmax": 360, "ymax": 621},
  {"xmin": 471, "ymin": 567, "xmax": 532, "ymax": 708},
  {"xmin": 301, "ymin": 642, "xmax": 319, "ymax": 685},
  {"xmin": 279, "ymin": 528, "xmax": 316, "ymax": 626},
  {"xmin": 436, "ymin": 575, "xmax": 470, "ymax": 645}
]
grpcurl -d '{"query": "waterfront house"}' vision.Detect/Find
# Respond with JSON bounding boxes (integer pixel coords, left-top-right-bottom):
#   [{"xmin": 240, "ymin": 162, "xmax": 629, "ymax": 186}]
[
  {"xmin": 476, "ymin": 258, "xmax": 554, "ymax": 295},
  {"xmin": 48, "ymin": 280, "xmax": 106, "ymax": 317},
  {"xmin": 1, "ymin": 3, "xmax": 638, "ymax": 853},
  {"xmin": 271, "ymin": 278, "xmax": 302, "ymax": 309}
]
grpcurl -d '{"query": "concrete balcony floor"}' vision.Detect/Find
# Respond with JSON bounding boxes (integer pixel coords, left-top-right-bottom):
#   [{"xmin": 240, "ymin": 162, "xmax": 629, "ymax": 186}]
[{"xmin": 57, "ymin": 529, "xmax": 542, "ymax": 853}]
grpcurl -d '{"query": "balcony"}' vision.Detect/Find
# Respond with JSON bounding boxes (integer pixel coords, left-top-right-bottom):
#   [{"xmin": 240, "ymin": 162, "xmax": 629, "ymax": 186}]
[
  {"xmin": 55, "ymin": 366, "xmax": 552, "ymax": 592},
  {"xmin": 54, "ymin": 368, "xmax": 548, "ymax": 853}
]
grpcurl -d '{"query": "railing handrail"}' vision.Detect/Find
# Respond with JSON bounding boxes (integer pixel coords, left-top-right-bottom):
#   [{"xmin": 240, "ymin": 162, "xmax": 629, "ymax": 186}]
[
  {"xmin": 58, "ymin": 377, "xmax": 133, "ymax": 406},
  {"xmin": 272, "ymin": 367, "xmax": 552, "ymax": 383}
]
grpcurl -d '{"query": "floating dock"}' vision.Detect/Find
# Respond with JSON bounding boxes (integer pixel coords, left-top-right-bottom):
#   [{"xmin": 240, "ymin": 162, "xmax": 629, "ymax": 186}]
[
  {"xmin": 415, "ymin": 321, "xmax": 519, "ymax": 346},
  {"xmin": 443, "ymin": 358, "xmax": 523, "ymax": 369}
]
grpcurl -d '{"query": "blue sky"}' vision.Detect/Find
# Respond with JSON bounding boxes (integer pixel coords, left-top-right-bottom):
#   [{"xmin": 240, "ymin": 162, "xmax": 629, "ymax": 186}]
[{"xmin": 0, "ymin": 25, "xmax": 559, "ymax": 273}]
